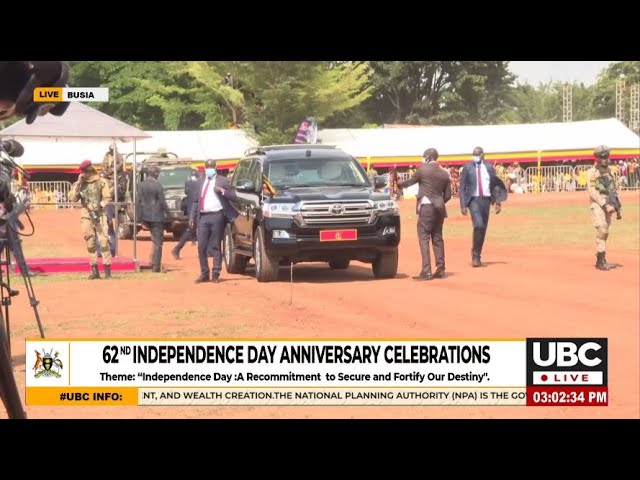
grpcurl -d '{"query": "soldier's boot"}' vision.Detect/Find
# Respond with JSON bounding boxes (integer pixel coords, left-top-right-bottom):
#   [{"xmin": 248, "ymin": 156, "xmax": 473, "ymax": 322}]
[
  {"xmin": 88, "ymin": 264, "xmax": 101, "ymax": 279},
  {"xmin": 602, "ymin": 252, "xmax": 616, "ymax": 269},
  {"xmin": 104, "ymin": 265, "xmax": 112, "ymax": 279},
  {"xmin": 595, "ymin": 252, "xmax": 610, "ymax": 271}
]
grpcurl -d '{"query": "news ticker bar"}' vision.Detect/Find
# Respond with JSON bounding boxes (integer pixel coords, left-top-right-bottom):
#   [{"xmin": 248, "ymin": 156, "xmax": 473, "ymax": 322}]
[
  {"xmin": 25, "ymin": 339, "xmax": 608, "ymax": 407},
  {"xmin": 33, "ymin": 87, "xmax": 109, "ymax": 102},
  {"xmin": 25, "ymin": 386, "xmax": 609, "ymax": 407}
]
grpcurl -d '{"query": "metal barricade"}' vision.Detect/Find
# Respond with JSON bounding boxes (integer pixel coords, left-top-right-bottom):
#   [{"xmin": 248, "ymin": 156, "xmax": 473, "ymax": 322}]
[
  {"xmin": 24, "ymin": 181, "xmax": 74, "ymax": 209},
  {"xmin": 522, "ymin": 166, "xmax": 576, "ymax": 193}
]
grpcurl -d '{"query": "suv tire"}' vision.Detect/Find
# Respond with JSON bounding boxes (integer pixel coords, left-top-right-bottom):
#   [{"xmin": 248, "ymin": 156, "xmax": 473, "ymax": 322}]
[
  {"xmin": 254, "ymin": 226, "xmax": 280, "ymax": 282},
  {"xmin": 328, "ymin": 259, "xmax": 350, "ymax": 270},
  {"xmin": 372, "ymin": 248, "xmax": 398, "ymax": 279},
  {"xmin": 117, "ymin": 213, "xmax": 134, "ymax": 240},
  {"xmin": 224, "ymin": 225, "xmax": 248, "ymax": 274}
]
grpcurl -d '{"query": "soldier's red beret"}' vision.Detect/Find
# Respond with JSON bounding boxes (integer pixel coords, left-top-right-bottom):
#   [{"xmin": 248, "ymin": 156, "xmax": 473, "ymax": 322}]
[{"xmin": 79, "ymin": 160, "xmax": 92, "ymax": 170}]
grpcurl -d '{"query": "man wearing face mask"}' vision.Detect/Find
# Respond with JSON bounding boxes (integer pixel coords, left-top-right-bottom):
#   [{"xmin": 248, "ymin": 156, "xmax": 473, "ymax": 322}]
[
  {"xmin": 172, "ymin": 168, "xmax": 200, "ymax": 260},
  {"xmin": 68, "ymin": 160, "xmax": 113, "ymax": 279},
  {"xmin": 190, "ymin": 159, "xmax": 238, "ymax": 283},
  {"xmin": 397, "ymin": 148, "xmax": 452, "ymax": 280},
  {"xmin": 459, "ymin": 147, "xmax": 507, "ymax": 267},
  {"xmin": 587, "ymin": 145, "xmax": 621, "ymax": 270}
]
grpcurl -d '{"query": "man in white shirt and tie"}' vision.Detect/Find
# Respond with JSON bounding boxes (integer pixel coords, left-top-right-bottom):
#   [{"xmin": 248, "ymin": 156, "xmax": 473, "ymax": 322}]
[
  {"xmin": 189, "ymin": 159, "xmax": 238, "ymax": 283},
  {"xmin": 459, "ymin": 146, "xmax": 507, "ymax": 267}
]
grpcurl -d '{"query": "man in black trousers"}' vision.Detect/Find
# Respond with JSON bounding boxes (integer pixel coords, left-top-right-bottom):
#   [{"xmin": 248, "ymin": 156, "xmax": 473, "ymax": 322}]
[
  {"xmin": 137, "ymin": 165, "xmax": 170, "ymax": 273},
  {"xmin": 172, "ymin": 168, "xmax": 200, "ymax": 260},
  {"xmin": 190, "ymin": 159, "xmax": 238, "ymax": 283},
  {"xmin": 458, "ymin": 146, "xmax": 508, "ymax": 267},
  {"xmin": 397, "ymin": 148, "xmax": 452, "ymax": 280}
]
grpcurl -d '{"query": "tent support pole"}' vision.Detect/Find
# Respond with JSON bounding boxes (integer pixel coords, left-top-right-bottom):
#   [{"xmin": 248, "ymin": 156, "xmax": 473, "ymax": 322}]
[
  {"xmin": 132, "ymin": 139, "xmax": 139, "ymax": 272},
  {"xmin": 112, "ymin": 140, "xmax": 119, "ymax": 257}
]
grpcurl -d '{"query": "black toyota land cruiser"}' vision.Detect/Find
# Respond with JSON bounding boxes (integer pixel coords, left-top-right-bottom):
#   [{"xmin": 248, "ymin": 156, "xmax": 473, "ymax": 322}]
[{"xmin": 223, "ymin": 144, "xmax": 401, "ymax": 282}]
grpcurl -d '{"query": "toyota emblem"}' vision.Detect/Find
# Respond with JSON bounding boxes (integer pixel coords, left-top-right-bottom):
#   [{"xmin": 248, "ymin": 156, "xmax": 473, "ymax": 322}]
[{"xmin": 329, "ymin": 204, "xmax": 345, "ymax": 215}]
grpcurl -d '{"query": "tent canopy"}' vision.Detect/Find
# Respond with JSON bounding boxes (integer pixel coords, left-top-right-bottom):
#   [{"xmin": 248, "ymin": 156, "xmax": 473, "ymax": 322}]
[
  {"xmin": 0, "ymin": 102, "xmax": 151, "ymax": 142},
  {"xmin": 4, "ymin": 117, "xmax": 638, "ymax": 171},
  {"xmin": 117, "ymin": 129, "xmax": 258, "ymax": 161},
  {"xmin": 317, "ymin": 118, "xmax": 640, "ymax": 159},
  {"xmin": 3, "ymin": 129, "xmax": 258, "ymax": 171}
]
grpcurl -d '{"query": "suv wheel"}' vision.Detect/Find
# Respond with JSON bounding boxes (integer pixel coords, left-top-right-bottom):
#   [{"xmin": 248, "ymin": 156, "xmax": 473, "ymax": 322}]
[
  {"xmin": 224, "ymin": 225, "xmax": 248, "ymax": 274},
  {"xmin": 372, "ymin": 248, "xmax": 398, "ymax": 279},
  {"xmin": 117, "ymin": 213, "xmax": 134, "ymax": 239},
  {"xmin": 254, "ymin": 226, "xmax": 280, "ymax": 282},
  {"xmin": 328, "ymin": 259, "xmax": 350, "ymax": 270}
]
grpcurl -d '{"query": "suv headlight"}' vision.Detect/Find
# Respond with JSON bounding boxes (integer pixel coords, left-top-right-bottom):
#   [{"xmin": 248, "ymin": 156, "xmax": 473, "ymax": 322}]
[
  {"xmin": 262, "ymin": 203, "xmax": 300, "ymax": 218},
  {"xmin": 373, "ymin": 199, "xmax": 398, "ymax": 214}
]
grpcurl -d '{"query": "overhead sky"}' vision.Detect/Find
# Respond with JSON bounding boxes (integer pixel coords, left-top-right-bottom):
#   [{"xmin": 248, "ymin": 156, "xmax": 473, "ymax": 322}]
[{"xmin": 508, "ymin": 61, "xmax": 614, "ymax": 86}]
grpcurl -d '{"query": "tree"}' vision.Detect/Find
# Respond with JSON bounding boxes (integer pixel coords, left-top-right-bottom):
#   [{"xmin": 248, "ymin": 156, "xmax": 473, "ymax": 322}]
[
  {"xmin": 353, "ymin": 61, "xmax": 516, "ymax": 127},
  {"xmin": 184, "ymin": 62, "xmax": 246, "ymax": 127},
  {"xmin": 592, "ymin": 61, "xmax": 640, "ymax": 124},
  {"xmin": 239, "ymin": 61, "xmax": 373, "ymax": 144},
  {"xmin": 71, "ymin": 61, "xmax": 226, "ymax": 130},
  {"xmin": 508, "ymin": 82, "xmax": 562, "ymax": 124}
]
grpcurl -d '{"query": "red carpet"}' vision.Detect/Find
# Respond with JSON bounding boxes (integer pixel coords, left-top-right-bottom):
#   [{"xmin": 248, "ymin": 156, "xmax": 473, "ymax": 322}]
[{"xmin": 11, "ymin": 257, "xmax": 150, "ymax": 275}]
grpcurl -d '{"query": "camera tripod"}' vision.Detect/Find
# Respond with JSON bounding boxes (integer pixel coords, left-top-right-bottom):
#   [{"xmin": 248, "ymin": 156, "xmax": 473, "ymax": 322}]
[{"xmin": 0, "ymin": 209, "xmax": 46, "ymax": 419}]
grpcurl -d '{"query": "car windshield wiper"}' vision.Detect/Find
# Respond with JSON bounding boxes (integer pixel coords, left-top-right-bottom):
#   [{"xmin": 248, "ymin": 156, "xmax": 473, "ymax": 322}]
[
  {"xmin": 327, "ymin": 183, "xmax": 367, "ymax": 187},
  {"xmin": 276, "ymin": 184, "xmax": 316, "ymax": 189}
]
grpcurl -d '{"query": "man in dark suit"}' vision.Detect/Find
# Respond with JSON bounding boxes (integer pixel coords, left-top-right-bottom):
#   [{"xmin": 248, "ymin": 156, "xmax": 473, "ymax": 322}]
[
  {"xmin": 459, "ymin": 146, "xmax": 508, "ymax": 267},
  {"xmin": 137, "ymin": 165, "xmax": 170, "ymax": 273},
  {"xmin": 397, "ymin": 148, "xmax": 452, "ymax": 280},
  {"xmin": 190, "ymin": 159, "xmax": 238, "ymax": 283},
  {"xmin": 171, "ymin": 168, "xmax": 200, "ymax": 260}
]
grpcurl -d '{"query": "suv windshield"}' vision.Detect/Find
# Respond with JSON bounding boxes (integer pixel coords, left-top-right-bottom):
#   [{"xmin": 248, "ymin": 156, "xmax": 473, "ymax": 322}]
[
  {"xmin": 266, "ymin": 156, "xmax": 369, "ymax": 188},
  {"xmin": 157, "ymin": 167, "xmax": 192, "ymax": 189}
]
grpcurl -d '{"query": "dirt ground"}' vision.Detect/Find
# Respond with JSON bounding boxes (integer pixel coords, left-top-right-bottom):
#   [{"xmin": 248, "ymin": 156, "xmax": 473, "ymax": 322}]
[{"xmin": 4, "ymin": 191, "xmax": 639, "ymax": 419}]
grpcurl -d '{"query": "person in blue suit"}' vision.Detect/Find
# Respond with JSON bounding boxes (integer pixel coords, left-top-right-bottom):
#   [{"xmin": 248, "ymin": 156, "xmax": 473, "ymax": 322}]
[{"xmin": 458, "ymin": 147, "xmax": 508, "ymax": 267}]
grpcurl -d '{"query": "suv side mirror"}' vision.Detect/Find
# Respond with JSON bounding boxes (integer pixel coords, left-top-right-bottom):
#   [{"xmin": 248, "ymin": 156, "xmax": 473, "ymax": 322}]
[
  {"xmin": 374, "ymin": 176, "xmax": 387, "ymax": 189},
  {"xmin": 236, "ymin": 179, "xmax": 255, "ymax": 192}
]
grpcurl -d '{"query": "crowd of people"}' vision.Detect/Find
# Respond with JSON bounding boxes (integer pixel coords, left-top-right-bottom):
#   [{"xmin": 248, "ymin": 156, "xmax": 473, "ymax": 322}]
[{"xmin": 388, "ymin": 157, "xmax": 640, "ymax": 197}]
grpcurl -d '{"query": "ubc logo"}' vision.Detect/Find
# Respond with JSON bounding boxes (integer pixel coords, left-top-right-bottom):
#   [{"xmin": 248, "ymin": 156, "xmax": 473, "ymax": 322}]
[
  {"xmin": 532, "ymin": 341, "xmax": 603, "ymax": 367},
  {"xmin": 526, "ymin": 338, "xmax": 607, "ymax": 387}
]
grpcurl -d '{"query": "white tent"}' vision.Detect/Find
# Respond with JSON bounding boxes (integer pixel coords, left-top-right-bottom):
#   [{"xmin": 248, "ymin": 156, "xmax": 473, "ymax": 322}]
[
  {"xmin": 118, "ymin": 129, "xmax": 258, "ymax": 161},
  {"xmin": 0, "ymin": 102, "xmax": 151, "ymax": 265},
  {"xmin": 318, "ymin": 118, "xmax": 640, "ymax": 162},
  {"xmin": 4, "ymin": 117, "xmax": 639, "ymax": 171},
  {"xmin": 2, "ymin": 128, "xmax": 258, "ymax": 170}
]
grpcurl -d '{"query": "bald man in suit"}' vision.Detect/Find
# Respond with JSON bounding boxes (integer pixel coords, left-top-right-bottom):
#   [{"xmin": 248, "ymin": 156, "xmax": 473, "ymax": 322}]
[{"xmin": 397, "ymin": 148, "xmax": 452, "ymax": 280}]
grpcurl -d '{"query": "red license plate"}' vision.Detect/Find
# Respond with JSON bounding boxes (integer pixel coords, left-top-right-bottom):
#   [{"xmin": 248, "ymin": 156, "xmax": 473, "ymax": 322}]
[{"xmin": 319, "ymin": 229, "xmax": 358, "ymax": 242}]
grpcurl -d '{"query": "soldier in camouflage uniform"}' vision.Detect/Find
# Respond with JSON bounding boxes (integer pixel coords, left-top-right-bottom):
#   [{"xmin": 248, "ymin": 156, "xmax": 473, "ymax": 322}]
[
  {"xmin": 68, "ymin": 160, "xmax": 113, "ymax": 279},
  {"xmin": 99, "ymin": 146, "xmax": 124, "ymax": 256},
  {"xmin": 587, "ymin": 145, "xmax": 622, "ymax": 271}
]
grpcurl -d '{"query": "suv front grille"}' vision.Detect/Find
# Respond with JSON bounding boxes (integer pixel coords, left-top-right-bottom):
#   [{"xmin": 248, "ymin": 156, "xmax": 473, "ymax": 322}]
[{"xmin": 299, "ymin": 201, "xmax": 373, "ymax": 225}]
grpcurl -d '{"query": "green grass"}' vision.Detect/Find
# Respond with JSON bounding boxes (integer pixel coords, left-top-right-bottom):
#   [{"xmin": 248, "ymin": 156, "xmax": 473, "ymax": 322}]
[
  {"xmin": 22, "ymin": 243, "xmax": 79, "ymax": 258},
  {"xmin": 25, "ymin": 271, "xmax": 170, "ymax": 285},
  {"xmin": 440, "ymin": 203, "xmax": 639, "ymax": 250}
]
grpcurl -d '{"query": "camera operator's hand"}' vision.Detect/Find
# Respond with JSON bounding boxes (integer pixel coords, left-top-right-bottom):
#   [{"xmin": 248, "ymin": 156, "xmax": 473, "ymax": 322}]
[{"xmin": 0, "ymin": 61, "xmax": 71, "ymax": 124}]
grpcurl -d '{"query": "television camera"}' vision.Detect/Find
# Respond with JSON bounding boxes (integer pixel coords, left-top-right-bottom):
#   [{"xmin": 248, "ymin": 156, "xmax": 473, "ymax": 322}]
[
  {"xmin": 0, "ymin": 60, "xmax": 70, "ymax": 419},
  {"xmin": 0, "ymin": 139, "xmax": 47, "ymax": 419}
]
